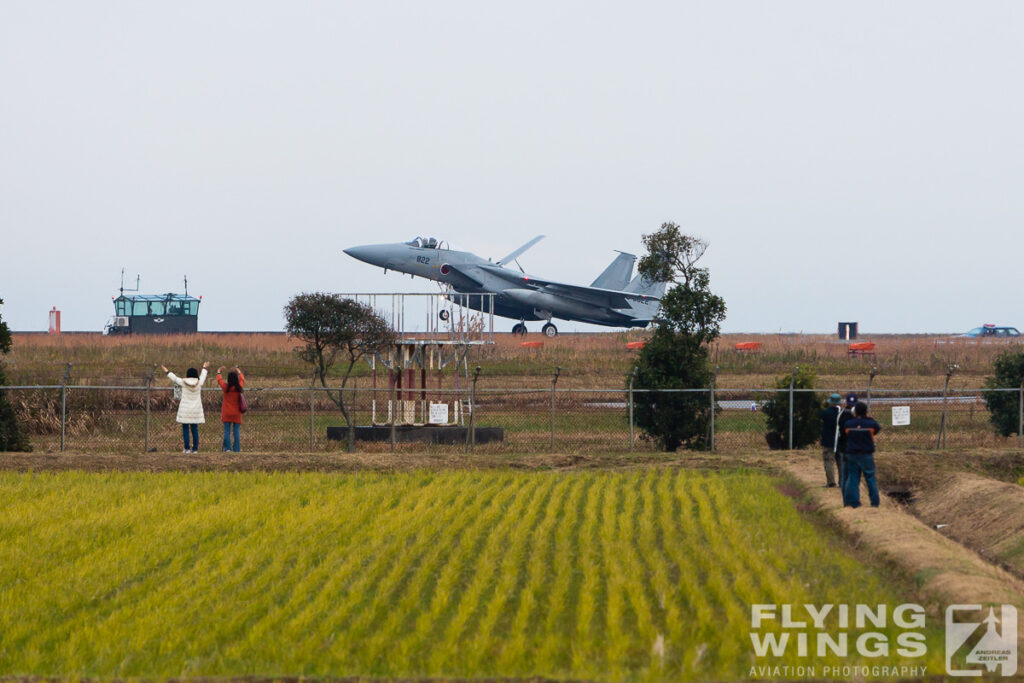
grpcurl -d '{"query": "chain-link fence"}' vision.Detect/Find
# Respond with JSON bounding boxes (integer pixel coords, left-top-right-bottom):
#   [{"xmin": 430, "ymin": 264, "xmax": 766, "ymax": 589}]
[{"xmin": 2, "ymin": 384, "xmax": 1022, "ymax": 454}]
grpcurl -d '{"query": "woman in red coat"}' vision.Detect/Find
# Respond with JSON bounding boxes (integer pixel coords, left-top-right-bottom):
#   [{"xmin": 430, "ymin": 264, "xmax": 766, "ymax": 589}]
[{"xmin": 217, "ymin": 366, "xmax": 245, "ymax": 452}]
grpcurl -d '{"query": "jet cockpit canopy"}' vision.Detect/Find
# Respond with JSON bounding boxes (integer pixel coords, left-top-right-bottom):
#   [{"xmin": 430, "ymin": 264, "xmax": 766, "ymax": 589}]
[{"xmin": 406, "ymin": 236, "xmax": 446, "ymax": 249}]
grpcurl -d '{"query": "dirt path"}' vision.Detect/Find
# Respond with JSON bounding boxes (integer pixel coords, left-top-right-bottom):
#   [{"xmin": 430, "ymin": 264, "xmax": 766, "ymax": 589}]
[
  {"xmin": 779, "ymin": 451, "xmax": 1024, "ymax": 610},
  {"xmin": 0, "ymin": 450, "xmax": 776, "ymax": 473}
]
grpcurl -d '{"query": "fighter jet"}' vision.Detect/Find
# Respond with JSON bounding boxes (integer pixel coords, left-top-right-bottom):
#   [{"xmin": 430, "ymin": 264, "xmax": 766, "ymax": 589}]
[{"xmin": 343, "ymin": 235, "xmax": 666, "ymax": 337}]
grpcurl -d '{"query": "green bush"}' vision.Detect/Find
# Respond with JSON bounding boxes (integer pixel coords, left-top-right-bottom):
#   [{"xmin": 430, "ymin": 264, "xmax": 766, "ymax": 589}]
[
  {"xmin": 983, "ymin": 349, "xmax": 1024, "ymax": 437},
  {"xmin": 632, "ymin": 328, "xmax": 716, "ymax": 451},
  {"xmin": 630, "ymin": 223, "xmax": 726, "ymax": 452},
  {"xmin": 0, "ymin": 297, "xmax": 32, "ymax": 452},
  {"xmin": 761, "ymin": 367, "xmax": 819, "ymax": 450}
]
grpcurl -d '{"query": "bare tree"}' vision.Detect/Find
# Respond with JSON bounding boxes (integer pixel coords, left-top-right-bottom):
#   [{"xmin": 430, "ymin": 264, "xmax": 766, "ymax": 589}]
[{"xmin": 284, "ymin": 293, "xmax": 396, "ymax": 452}]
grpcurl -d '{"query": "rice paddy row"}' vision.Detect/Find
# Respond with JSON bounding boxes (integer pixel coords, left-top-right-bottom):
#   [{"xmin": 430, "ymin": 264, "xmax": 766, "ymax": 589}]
[{"xmin": 0, "ymin": 468, "xmax": 944, "ymax": 680}]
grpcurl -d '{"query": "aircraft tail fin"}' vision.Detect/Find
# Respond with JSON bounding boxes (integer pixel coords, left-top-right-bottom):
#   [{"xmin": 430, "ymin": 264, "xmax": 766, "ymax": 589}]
[
  {"xmin": 624, "ymin": 272, "xmax": 667, "ymax": 298},
  {"xmin": 590, "ymin": 251, "xmax": 636, "ymax": 290}
]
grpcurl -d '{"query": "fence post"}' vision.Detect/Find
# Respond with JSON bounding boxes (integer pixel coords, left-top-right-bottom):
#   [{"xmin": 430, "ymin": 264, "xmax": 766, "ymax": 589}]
[
  {"xmin": 466, "ymin": 366, "xmax": 481, "ymax": 453},
  {"xmin": 866, "ymin": 367, "xmax": 878, "ymax": 412},
  {"xmin": 60, "ymin": 363, "xmax": 72, "ymax": 452},
  {"xmin": 936, "ymin": 364, "xmax": 957, "ymax": 450},
  {"xmin": 144, "ymin": 364, "xmax": 156, "ymax": 453},
  {"xmin": 788, "ymin": 365, "xmax": 797, "ymax": 450},
  {"xmin": 709, "ymin": 366, "xmax": 719, "ymax": 452},
  {"xmin": 309, "ymin": 369, "xmax": 318, "ymax": 453},
  {"xmin": 550, "ymin": 366, "xmax": 561, "ymax": 451},
  {"xmin": 390, "ymin": 370, "xmax": 397, "ymax": 453},
  {"xmin": 628, "ymin": 367, "xmax": 637, "ymax": 453}
]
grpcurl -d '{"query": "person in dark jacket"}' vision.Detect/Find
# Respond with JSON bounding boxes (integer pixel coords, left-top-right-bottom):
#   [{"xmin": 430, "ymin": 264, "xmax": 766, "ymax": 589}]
[
  {"xmin": 836, "ymin": 393, "xmax": 858, "ymax": 503},
  {"xmin": 842, "ymin": 402, "xmax": 882, "ymax": 508},
  {"xmin": 818, "ymin": 393, "xmax": 843, "ymax": 487}
]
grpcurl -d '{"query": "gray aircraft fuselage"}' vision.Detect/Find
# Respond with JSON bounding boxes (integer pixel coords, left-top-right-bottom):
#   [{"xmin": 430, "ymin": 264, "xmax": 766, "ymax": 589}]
[{"xmin": 344, "ymin": 237, "xmax": 662, "ymax": 329}]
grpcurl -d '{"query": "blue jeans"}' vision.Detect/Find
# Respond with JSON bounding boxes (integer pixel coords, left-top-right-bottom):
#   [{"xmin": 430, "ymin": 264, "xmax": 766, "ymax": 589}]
[
  {"xmin": 181, "ymin": 423, "xmax": 199, "ymax": 451},
  {"xmin": 839, "ymin": 452, "xmax": 851, "ymax": 504},
  {"xmin": 222, "ymin": 422, "xmax": 241, "ymax": 452},
  {"xmin": 843, "ymin": 451, "xmax": 880, "ymax": 507}
]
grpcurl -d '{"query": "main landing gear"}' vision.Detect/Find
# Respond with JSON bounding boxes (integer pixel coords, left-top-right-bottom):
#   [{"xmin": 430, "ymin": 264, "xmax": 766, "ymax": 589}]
[{"xmin": 511, "ymin": 322, "xmax": 559, "ymax": 337}]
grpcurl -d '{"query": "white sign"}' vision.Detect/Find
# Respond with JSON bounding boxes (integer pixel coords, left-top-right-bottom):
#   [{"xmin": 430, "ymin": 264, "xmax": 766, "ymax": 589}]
[
  {"xmin": 892, "ymin": 406, "xmax": 911, "ymax": 426},
  {"xmin": 429, "ymin": 403, "xmax": 449, "ymax": 425}
]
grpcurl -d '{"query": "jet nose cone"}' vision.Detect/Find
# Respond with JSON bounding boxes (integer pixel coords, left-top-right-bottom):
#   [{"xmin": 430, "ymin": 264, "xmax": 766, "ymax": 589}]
[{"xmin": 343, "ymin": 244, "xmax": 386, "ymax": 266}]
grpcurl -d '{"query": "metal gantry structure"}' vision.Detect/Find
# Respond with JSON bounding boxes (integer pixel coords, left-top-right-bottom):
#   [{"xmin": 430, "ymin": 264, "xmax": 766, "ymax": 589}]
[{"xmin": 337, "ymin": 291, "xmax": 496, "ymax": 426}]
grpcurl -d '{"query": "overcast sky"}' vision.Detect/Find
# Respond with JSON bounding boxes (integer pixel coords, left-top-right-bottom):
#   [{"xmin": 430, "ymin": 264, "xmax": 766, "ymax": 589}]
[{"xmin": 2, "ymin": 2, "xmax": 1021, "ymax": 334}]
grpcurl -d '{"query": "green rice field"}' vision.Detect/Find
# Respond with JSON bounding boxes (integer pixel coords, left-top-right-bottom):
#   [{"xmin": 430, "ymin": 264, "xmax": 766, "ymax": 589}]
[{"xmin": 0, "ymin": 469, "xmax": 944, "ymax": 680}]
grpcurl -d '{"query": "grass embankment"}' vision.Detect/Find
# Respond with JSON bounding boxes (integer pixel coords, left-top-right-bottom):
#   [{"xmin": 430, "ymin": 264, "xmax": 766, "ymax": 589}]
[{"xmin": 0, "ymin": 468, "xmax": 944, "ymax": 680}]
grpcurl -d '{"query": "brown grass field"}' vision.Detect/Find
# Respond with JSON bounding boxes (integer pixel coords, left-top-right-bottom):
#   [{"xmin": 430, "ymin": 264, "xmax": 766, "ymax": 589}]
[
  {"xmin": 4, "ymin": 331, "xmax": 1021, "ymax": 456},
  {"xmin": 6, "ymin": 331, "xmax": 1021, "ymax": 389}
]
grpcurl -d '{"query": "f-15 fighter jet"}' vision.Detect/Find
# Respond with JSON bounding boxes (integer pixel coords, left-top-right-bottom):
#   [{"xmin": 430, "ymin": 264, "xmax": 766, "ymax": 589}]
[{"xmin": 344, "ymin": 235, "xmax": 665, "ymax": 337}]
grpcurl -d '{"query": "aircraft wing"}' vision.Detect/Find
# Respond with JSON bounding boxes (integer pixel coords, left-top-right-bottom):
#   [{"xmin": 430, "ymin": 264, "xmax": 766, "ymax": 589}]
[
  {"xmin": 441, "ymin": 264, "xmax": 485, "ymax": 291},
  {"xmin": 497, "ymin": 235, "xmax": 544, "ymax": 266},
  {"xmin": 479, "ymin": 265, "xmax": 660, "ymax": 309}
]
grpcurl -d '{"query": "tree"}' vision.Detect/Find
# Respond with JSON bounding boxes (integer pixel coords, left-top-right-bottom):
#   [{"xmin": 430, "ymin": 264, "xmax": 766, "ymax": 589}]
[
  {"xmin": 761, "ymin": 366, "xmax": 820, "ymax": 450},
  {"xmin": 630, "ymin": 222, "xmax": 726, "ymax": 451},
  {"xmin": 284, "ymin": 293, "xmax": 396, "ymax": 452},
  {"xmin": 0, "ymin": 298, "xmax": 31, "ymax": 452},
  {"xmin": 983, "ymin": 349, "xmax": 1024, "ymax": 437}
]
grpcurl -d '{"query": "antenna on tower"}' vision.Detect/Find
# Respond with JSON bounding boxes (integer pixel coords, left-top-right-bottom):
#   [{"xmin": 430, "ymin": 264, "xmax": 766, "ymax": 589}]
[{"xmin": 120, "ymin": 268, "xmax": 140, "ymax": 295}]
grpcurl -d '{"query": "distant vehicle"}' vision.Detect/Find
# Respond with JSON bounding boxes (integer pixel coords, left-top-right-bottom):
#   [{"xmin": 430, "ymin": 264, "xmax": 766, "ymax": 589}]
[
  {"xmin": 104, "ymin": 271, "xmax": 200, "ymax": 335},
  {"xmin": 344, "ymin": 235, "xmax": 666, "ymax": 337},
  {"xmin": 961, "ymin": 324, "xmax": 1021, "ymax": 339}
]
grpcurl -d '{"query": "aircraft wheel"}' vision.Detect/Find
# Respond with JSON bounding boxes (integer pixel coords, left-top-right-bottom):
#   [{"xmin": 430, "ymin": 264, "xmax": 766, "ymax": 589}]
[
  {"xmin": 438, "ymin": 309, "xmax": 450, "ymax": 321},
  {"xmin": 542, "ymin": 323, "xmax": 558, "ymax": 338},
  {"xmin": 512, "ymin": 323, "xmax": 527, "ymax": 336}
]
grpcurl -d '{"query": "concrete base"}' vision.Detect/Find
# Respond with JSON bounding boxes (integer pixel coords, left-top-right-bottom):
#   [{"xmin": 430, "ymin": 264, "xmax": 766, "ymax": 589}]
[{"xmin": 326, "ymin": 424, "xmax": 504, "ymax": 445}]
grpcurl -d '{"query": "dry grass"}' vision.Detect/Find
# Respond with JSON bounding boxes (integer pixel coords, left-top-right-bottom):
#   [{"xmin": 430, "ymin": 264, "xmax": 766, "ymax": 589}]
[
  {"xmin": 6, "ymin": 331, "xmax": 1022, "ymax": 388},
  {"xmin": 911, "ymin": 472, "xmax": 1024, "ymax": 577}
]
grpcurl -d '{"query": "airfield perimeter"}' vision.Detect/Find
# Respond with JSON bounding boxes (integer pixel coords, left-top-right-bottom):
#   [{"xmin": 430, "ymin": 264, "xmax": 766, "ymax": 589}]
[
  {"xmin": 6, "ymin": 330, "xmax": 1017, "ymax": 388},
  {"xmin": 5, "ymin": 331, "xmax": 1023, "ymax": 455},
  {"xmin": 2, "ymin": 332, "xmax": 1024, "ymax": 680}
]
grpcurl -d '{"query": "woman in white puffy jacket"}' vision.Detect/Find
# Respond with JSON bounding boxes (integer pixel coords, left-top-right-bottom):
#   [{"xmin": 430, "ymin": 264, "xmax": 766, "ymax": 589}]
[{"xmin": 160, "ymin": 361, "xmax": 209, "ymax": 453}]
